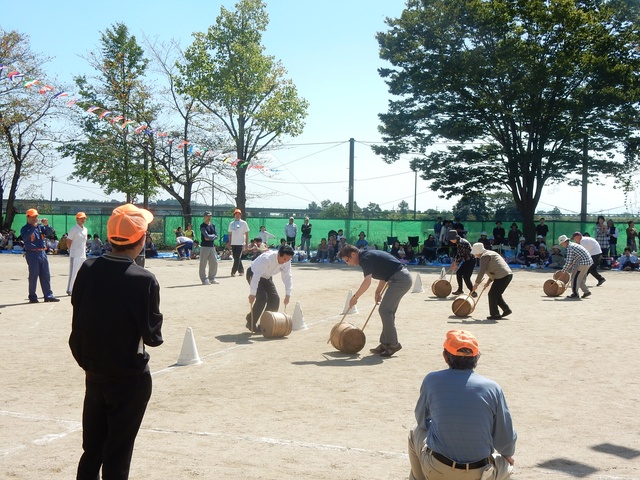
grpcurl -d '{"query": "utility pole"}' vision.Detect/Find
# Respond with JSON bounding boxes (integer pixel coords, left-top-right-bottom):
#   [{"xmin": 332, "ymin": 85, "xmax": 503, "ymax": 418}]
[
  {"xmin": 413, "ymin": 169, "xmax": 417, "ymax": 220},
  {"xmin": 211, "ymin": 171, "xmax": 215, "ymax": 214},
  {"xmin": 50, "ymin": 176, "xmax": 54, "ymax": 209},
  {"xmin": 348, "ymin": 138, "xmax": 355, "ymax": 219}
]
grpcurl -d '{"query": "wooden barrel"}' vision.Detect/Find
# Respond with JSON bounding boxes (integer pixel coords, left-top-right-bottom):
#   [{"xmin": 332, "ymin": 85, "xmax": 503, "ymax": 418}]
[
  {"xmin": 431, "ymin": 279, "xmax": 452, "ymax": 298},
  {"xmin": 452, "ymin": 296, "xmax": 475, "ymax": 317},
  {"xmin": 330, "ymin": 322, "xmax": 366, "ymax": 354},
  {"xmin": 553, "ymin": 271, "xmax": 570, "ymax": 283},
  {"xmin": 543, "ymin": 279, "xmax": 566, "ymax": 297},
  {"xmin": 260, "ymin": 311, "xmax": 293, "ymax": 338}
]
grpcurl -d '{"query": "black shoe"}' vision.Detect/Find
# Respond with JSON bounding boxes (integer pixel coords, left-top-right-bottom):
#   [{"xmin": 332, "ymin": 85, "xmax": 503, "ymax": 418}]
[
  {"xmin": 582, "ymin": 292, "xmax": 592, "ymax": 298},
  {"xmin": 597, "ymin": 278, "xmax": 606, "ymax": 286},
  {"xmin": 44, "ymin": 297, "xmax": 60, "ymax": 302},
  {"xmin": 380, "ymin": 343, "xmax": 402, "ymax": 357},
  {"xmin": 501, "ymin": 309, "xmax": 512, "ymax": 318},
  {"xmin": 487, "ymin": 315, "xmax": 501, "ymax": 320},
  {"xmin": 451, "ymin": 290, "xmax": 463, "ymax": 295},
  {"xmin": 369, "ymin": 344, "xmax": 387, "ymax": 354},
  {"xmin": 471, "ymin": 291, "xmax": 478, "ymax": 298},
  {"xmin": 29, "ymin": 299, "xmax": 39, "ymax": 304},
  {"xmin": 567, "ymin": 293, "xmax": 580, "ymax": 299}
]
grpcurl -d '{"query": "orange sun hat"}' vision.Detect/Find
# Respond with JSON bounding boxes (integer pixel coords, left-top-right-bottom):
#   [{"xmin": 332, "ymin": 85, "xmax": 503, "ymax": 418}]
[{"xmin": 107, "ymin": 204, "xmax": 154, "ymax": 246}]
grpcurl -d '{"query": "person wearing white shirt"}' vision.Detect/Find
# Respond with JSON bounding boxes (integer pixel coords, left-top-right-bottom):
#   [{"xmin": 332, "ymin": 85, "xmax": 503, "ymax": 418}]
[
  {"xmin": 66, "ymin": 212, "xmax": 88, "ymax": 295},
  {"xmin": 245, "ymin": 246, "xmax": 294, "ymax": 332},
  {"xmin": 571, "ymin": 231, "xmax": 606, "ymax": 286},
  {"xmin": 284, "ymin": 217, "xmax": 297, "ymax": 248},
  {"xmin": 258, "ymin": 225, "xmax": 276, "ymax": 246},
  {"xmin": 228, "ymin": 208, "xmax": 250, "ymax": 276}
]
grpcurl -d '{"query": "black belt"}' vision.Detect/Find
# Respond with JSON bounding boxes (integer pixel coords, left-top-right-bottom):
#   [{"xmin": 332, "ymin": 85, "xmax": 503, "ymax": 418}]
[{"xmin": 429, "ymin": 449, "xmax": 489, "ymax": 470}]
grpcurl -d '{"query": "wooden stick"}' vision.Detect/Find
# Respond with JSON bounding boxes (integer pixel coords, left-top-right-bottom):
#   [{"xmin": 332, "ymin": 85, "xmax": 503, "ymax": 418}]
[{"xmin": 361, "ymin": 283, "xmax": 389, "ymax": 332}]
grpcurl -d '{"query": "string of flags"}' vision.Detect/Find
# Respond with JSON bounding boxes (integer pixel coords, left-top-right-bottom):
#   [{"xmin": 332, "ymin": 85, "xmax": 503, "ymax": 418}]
[{"xmin": 0, "ymin": 63, "xmax": 280, "ymax": 172}]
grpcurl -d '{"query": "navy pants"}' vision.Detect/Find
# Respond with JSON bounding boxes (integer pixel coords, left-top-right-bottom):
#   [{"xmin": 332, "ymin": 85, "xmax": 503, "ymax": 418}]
[
  {"xmin": 231, "ymin": 245, "xmax": 244, "ymax": 275},
  {"xmin": 76, "ymin": 372, "xmax": 152, "ymax": 480},
  {"xmin": 456, "ymin": 259, "xmax": 475, "ymax": 292},
  {"xmin": 245, "ymin": 268, "xmax": 279, "ymax": 326},
  {"xmin": 25, "ymin": 250, "xmax": 53, "ymax": 301}
]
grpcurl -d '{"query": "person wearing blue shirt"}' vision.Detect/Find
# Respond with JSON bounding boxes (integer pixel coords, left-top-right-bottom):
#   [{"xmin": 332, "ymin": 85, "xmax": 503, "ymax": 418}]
[
  {"xmin": 408, "ymin": 330, "xmax": 516, "ymax": 480},
  {"xmin": 20, "ymin": 208, "xmax": 59, "ymax": 303}
]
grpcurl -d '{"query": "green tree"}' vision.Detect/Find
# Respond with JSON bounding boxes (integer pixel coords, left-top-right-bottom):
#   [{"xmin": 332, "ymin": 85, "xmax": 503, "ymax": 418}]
[
  {"xmin": 318, "ymin": 202, "xmax": 348, "ymax": 219},
  {"xmin": 397, "ymin": 200, "xmax": 410, "ymax": 217},
  {"xmin": 59, "ymin": 23, "xmax": 158, "ymax": 203},
  {"xmin": 362, "ymin": 202, "xmax": 382, "ymax": 219},
  {"xmin": 140, "ymin": 37, "xmax": 235, "ymax": 226},
  {"xmin": 453, "ymin": 192, "xmax": 490, "ymax": 221},
  {"xmin": 177, "ymin": 0, "xmax": 308, "ymax": 218},
  {"xmin": 0, "ymin": 29, "xmax": 62, "ymax": 229},
  {"xmin": 374, "ymin": 0, "xmax": 640, "ymax": 241}
]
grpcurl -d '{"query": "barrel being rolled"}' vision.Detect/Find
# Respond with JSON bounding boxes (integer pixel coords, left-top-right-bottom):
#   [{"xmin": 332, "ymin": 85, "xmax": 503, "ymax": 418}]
[
  {"xmin": 432, "ymin": 279, "xmax": 452, "ymax": 298},
  {"xmin": 543, "ymin": 279, "xmax": 566, "ymax": 297},
  {"xmin": 330, "ymin": 322, "xmax": 366, "ymax": 354},
  {"xmin": 452, "ymin": 296, "xmax": 475, "ymax": 317},
  {"xmin": 553, "ymin": 271, "xmax": 570, "ymax": 283},
  {"xmin": 260, "ymin": 311, "xmax": 293, "ymax": 338}
]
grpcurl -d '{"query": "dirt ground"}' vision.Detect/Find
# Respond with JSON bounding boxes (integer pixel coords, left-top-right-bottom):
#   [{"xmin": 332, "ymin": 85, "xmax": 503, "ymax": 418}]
[{"xmin": 0, "ymin": 253, "xmax": 638, "ymax": 480}]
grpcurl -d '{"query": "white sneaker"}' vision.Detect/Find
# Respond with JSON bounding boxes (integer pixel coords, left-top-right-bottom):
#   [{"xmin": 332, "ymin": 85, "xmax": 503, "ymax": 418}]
[
  {"xmin": 210, "ymin": 279, "xmax": 219, "ymax": 284},
  {"xmin": 202, "ymin": 279, "xmax": 210, "ymax": 285}
]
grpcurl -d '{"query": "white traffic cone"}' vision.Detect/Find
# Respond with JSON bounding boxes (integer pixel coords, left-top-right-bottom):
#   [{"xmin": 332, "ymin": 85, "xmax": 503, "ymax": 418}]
[
  {"xmin": 292, "ymin": 301, "xmax": 308, "ymax": 330},
  {"xmin": 342, "ymin": 289, "xmax": 359, "ymax": 315},
  {"xmin": 412, "ymin": 273, "xmax": 424, "ymax": 293},
  {"xmin": 176, "ymin": 327, "xmax": 202, "ymax": 366}
]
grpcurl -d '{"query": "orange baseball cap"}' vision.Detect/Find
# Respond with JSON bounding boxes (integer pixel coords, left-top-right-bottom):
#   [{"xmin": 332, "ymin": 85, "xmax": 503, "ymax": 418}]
[
  {"xmin": 26, "ymin": 208, "xmax": 39, "ymax": 217},
  {"xmin": 107, "ymin": 204, "xmax": 153, "ymax": 246},
  {"xmin": 233, "ymin": 208, "xmax": 242, "ymax": 215},
  {"xmin": 443, "ymin": 330, "xmax": 479, "ymax": 357},
  {"xmin": 76, "ymin": 212, "xmax": 87, "ymax": 219}
]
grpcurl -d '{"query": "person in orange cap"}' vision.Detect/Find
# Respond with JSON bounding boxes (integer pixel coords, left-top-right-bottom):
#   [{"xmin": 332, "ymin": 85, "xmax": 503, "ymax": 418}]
[
  {"xmin": 20, "ymin": 208, "xmax": 59, "ymax": 303},
  {"xmin": 69, "ymin": 203, "xmax": 163, "ymax": 480},
  {"xmin": 408, "ymin": 330, "xmax": 516, "ymax": 480},
  {"xmin": 66, "ymin": 211, "xmax": 88, "ymax": 295},
  {"xmin": 228, "ymin": 208, "xmax": 250, "ymax": 276}
]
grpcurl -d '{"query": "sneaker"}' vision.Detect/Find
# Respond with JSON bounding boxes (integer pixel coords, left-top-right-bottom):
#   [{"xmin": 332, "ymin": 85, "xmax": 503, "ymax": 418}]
[
  {"xmin": 380, "ymin": 343, "xmax": 402, "ymax": 357},
  {"xmin": 582, "ymin": 291, "xmax": 592, "ymax": 298},
  {"xmin": 29, "ymin": 298, "xmax": 39, "ymax": 304},
  {"xmin": 210, "ymin": 279, "xmax": 219, "ymax": 284},
  {"xmin": 501, "ymin": 309, "xmax": 513, "ymax": 318},
  {"xmin": 597, "ymin": 278, "xmax": 606, "ymax": 286},
  {"xmin": 44, "ymin": 297, "xmax": 60, "ymax": 302},
  {"xmin": 567, "ymin": 293, "xmax": 580, "ymax": 299},
  {"xmin": 487, "ymin": 315, "xmax": 501, "ymax": 320},
  {"xmin": 451, "ymin": 290, "xmax": 463, "ymax": 295},
  {"xmin": 202, "ymin": 279, "xmax": 210, "ymax": 285}
]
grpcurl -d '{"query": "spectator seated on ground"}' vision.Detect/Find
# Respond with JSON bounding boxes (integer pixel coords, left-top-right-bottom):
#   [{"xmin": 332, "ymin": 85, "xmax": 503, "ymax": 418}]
[
  {"xmin": 538, "ymin": 244, "xmax": 550, "ymax": 267},
  {"xmin": 89, "ymin": 234, "xmax": 103, "ymax": 256},
  {"xmin": 355, "ymin": 231, "xmax": 368, "ymax": 249},
  {"xmin": 404, "ymin": 242, "xmax": 416, "ymax": 264},
  {"xmin": 390, "ymin": 240, "xmax": 403, "ymax": 260},
  {"xmin": 48, "ymin": 236, "xmax": 59, "ymax": 254},
  {"xmin": 477, "ymin": 232, "xmax": 492, "ymax": 249},
  {"xmin": 145, "ymin": 234, "xmax": 158, "ymax": 258},
  {"xmin": 57, "ymin": 234, "xmax": 69, "ymax": 255},
  {"xmin": 220, "ymin": 242, "xmax": 233, "ymax": 260},
  {"xmin": 327, "ymin": 235, "xmax": 338, "ymax": 262},
  {"xmin": 618, "ymin": 247, "xmax": 639, "ymax": 270},
  {"xmin": 421, "ymin": 234, "xmax": 437, "ymax": 263},
  {"xmin": 191, "ymin": 240, "xmax": 201, "ymax": 259},
  {"xmin": 535, "ymin": 234, "xmax": 545, "ymax": 248},
  {"xmin": 251, "ymin": 237, "xmax": 268, "ymax": 259},
  {"xmin": 525, "ymin": 244, "xmax": 541, "ymax": 267},
  {"xmin": 316, "ymin": 238, "xmax": 329, "ymax": 262},
  {"xmin": 548, "ymin": 245, "xmax": 565, "ymax": 269}
]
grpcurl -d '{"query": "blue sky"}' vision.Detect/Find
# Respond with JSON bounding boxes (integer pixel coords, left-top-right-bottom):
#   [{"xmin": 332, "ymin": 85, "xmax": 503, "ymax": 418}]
[{"xmin": 2, "ymin": 0, "xmax": 635, "ymax": 215}]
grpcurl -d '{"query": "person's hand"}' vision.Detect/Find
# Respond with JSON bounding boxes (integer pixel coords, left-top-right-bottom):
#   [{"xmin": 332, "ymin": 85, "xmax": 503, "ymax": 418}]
[
  {"xmin": 248, "ymin": 294, "xmax": 255, "ymax": 305},
  {"xmin": 472, "ymin": 284, "xmax": 478, "ymax": 292},
  {"xmin": 284, "ymin": 295, "xmax": 290, "ymax": 306},
  {"xmin": 504, "ymin": 456, "xmax": 515, "ymax": 465},
  {"xmin": 486, "ymin": 278, "xmax": 493, "ymax": 286},
  {"xmin": 374, "ymin": 290, "xmax": 383, "ymax": 304},
  {"xmin": 348, "ymin": 295, "xmax": 358, "ymax": 308}
]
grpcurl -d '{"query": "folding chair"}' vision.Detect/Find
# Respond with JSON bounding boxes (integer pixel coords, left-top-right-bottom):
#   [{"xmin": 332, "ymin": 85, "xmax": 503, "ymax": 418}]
[{"xmin": 408, "ymin": 236, "xmax": 420, "ymax": 248}]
